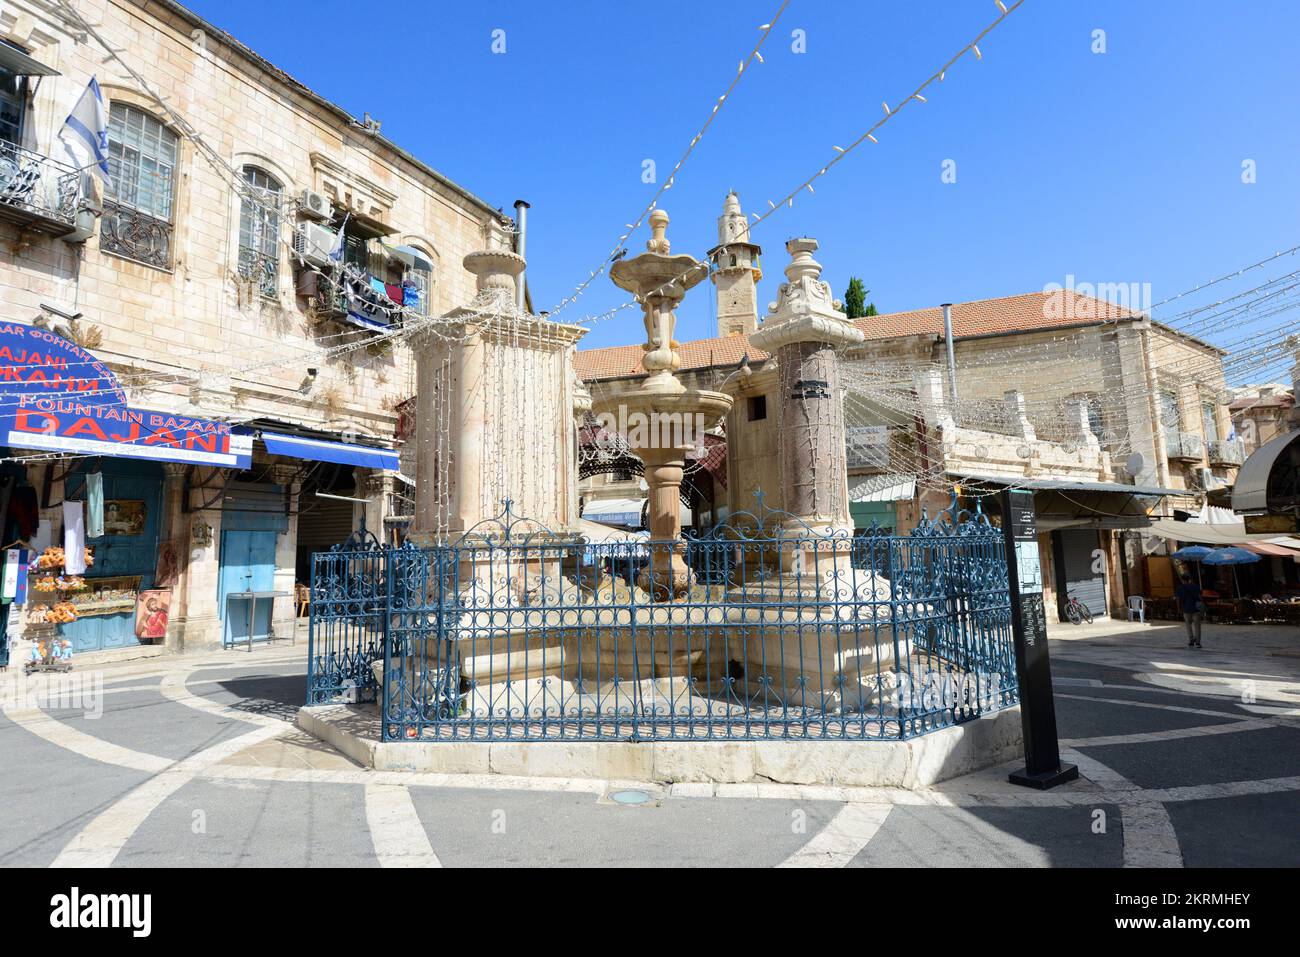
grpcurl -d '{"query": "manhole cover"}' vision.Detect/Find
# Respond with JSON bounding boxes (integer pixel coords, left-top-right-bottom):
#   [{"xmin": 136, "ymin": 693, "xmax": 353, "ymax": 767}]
[{"xmin": 609, "ymin": 789, "xmax": 652, "ymax": 806}]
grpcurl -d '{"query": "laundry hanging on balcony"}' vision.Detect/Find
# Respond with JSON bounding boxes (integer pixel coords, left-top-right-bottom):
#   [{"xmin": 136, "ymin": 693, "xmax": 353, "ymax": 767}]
[{"xmin": 338, "ymin": 263, "xmax": 400, "ymax": 331}]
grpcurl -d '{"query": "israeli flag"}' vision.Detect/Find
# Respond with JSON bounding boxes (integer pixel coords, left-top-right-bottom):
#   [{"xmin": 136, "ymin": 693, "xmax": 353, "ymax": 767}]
[
  {"xmin": 59, "ymin": 76, "xmax": 110, "ymax": 182},
  {"xmin": 328, "ymin": 212, "xmax": 350, "ymax": 263}
]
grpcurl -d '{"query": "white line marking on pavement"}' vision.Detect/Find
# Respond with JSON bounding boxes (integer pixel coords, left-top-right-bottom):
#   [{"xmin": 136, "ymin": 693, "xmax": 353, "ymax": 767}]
[
  {"xmin": 1118, "ymin": 803, "xmax": 1184, "ymax": 868},
  {"xmin": 364, "ymin": 783, "xmax": 441, "ymax": 868},
  {"xmin": 1062, "ymin": 747, "xmax": 1182, "ymax": 869},
  {"xmin": 1, "ymin": 702, "xmax": 170, "ymax": 773},
  {"xmin": 1062, "ymin": 718, "xmax": 1275, "ymax": 749},
  {"xmin": 50, "ymin": 724, "xmax": 284, "ymax": 868},
  {"xmin": 159, "ymin": 670, "xmax": 291, "ymax": 727},
  {"xmin": 1055, "ymin": 692, "xmax": 1263, "ymax": 723},
  {"xmin": 778, "ymin": 803, "xmax": 891, "ymax": 868}
]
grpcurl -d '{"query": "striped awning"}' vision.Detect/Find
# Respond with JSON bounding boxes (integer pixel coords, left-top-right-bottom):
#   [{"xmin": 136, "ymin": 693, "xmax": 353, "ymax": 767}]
[
  {"xmin": 849, "ymin": 474, "xmax": 916, "ymax": 503},
  {"xmin": 260, "ymin": 431, "xmax": 399, "ymax": 470}
]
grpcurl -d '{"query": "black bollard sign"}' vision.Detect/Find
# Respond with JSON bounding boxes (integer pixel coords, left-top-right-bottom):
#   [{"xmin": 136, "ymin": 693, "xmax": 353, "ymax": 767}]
[{"xmin": 1001, "ymin": 488, "xmax": 1079, "ymax": 790}]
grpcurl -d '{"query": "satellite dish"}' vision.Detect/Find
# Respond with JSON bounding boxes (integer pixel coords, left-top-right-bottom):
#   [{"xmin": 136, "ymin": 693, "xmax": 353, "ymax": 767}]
[{"xmin": 1125, "ymin": 452, "xmax": 1145, "ymax": 476}]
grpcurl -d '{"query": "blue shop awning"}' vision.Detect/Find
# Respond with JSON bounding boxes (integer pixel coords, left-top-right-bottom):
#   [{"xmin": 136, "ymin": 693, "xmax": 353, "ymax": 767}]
[{"xmin": 260, "ymin": 431, "xmax": 400, "ymax": 470}]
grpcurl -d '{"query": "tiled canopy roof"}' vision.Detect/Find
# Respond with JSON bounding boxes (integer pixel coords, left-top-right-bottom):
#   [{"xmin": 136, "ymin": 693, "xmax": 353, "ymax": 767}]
[
  {"xmin": 574, "ymin": 290, "xmax": 1143, "ymax": 383},
  {"xmin": 1229, "ymin": 393, "xmax": 1294, "ymax": 411}
]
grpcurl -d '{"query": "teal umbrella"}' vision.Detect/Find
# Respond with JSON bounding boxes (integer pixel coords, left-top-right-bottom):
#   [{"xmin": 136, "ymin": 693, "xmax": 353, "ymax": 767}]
[
  {"xmin": 1172, "ymin": 544, "xmax": 1213, "ymax": 587},
  {"xmin": 1202, "ymin": 547, "xmax": 1262, "ymax": 599},
  {"xmin": 1201, "ymin": 547, "xmax": 1262, "ymax": 565}
]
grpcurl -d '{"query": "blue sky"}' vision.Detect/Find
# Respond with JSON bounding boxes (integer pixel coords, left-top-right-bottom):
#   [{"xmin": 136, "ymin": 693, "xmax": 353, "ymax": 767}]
[{"xmin": 189, "ymin": 0, "xmax": 1300, "ymax": 362}]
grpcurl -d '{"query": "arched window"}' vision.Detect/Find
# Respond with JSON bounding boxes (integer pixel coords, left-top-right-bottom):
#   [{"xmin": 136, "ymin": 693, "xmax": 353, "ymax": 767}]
[
  {"xmin": 382, "ymin": 244, "xmax": 434, "ymax": 317},
  {"xmin": 237, "ymin": 166, "xmax": 283, "ymax": 298},
  {"xmin": 100, "ymin": 103, "xmax": 178, "ymax": 269},
  {"xmin": 1068, "ymin": 391, "xmax": 1105, "ymax": 439}
]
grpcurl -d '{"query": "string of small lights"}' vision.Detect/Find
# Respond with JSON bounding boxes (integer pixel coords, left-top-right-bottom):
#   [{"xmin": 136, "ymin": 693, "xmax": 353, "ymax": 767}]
[
  {"xmin": 559, "ymin": 0, "xmax": 1030, "ymax": 332},
  {"xmin": 543, "ymin": 0, "xmax": 793, "ymax": 320}
]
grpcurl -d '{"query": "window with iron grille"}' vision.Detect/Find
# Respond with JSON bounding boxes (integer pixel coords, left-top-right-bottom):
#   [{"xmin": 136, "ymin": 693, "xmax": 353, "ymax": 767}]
[
  {"xmin": 405, "ymin": 257, "xmax": 432, "ymax": 316},
  {"xmin": 1158, "ymin": 388, "xmax": 1180, "ymax": 437},
  {"xmin": 100, "ymin": 103, "xmax": 177, "ymax": 268},
  {"xmin": 1201, "ymin": 398, "xmax": 1219, "ymax": 444},
  {"xmin": 237, "ymin": 166, "xmax": 282, "ymax": 298}
]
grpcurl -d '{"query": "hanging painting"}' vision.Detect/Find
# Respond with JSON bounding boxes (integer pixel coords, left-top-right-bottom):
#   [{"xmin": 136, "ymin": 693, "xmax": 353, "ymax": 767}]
[
  {"xmin": 103, "ymin": 500, "xmax": 147, "ymax": 536},
  {"xmin": 134, "ymin": 589, "xmax": 172, "ymax": 640}
]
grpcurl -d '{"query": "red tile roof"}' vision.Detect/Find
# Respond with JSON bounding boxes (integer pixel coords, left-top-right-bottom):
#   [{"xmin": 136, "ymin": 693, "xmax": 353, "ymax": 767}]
[
  {"xmin": 1229, "ymin": 393, "xmax": 1293, "ymax": 411},
  {"xmin": 575, "ymin": 290, "xmax": 1143, "ymax": 382}
]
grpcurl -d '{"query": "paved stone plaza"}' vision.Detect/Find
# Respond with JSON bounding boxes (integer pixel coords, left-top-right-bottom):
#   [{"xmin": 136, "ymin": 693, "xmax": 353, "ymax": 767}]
[{"xmin": 2, "ymin": 618, "xmax": 1297, "ymax": 868}]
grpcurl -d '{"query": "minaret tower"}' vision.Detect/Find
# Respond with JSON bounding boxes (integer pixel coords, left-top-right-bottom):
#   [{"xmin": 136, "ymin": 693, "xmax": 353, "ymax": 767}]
[{"xmin": 707, "ymin": 191, "xmax": 762, "ymax": 337}]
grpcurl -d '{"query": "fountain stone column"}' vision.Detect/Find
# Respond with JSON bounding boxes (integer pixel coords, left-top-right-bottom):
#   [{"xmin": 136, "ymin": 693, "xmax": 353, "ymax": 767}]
[
  {"xmin": 750, "ymin": 238, "xmax": 864, "ymax": 551},
  {"xmin": 592, "ymin": 210, "xmax": 732, "ymax": 599},
  {"xmin": 410, "ymin": 245, "xmax": 586, "ymax": 544}
]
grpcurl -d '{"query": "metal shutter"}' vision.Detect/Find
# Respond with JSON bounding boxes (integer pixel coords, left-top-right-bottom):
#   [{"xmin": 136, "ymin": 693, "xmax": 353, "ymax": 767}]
[
  {"xmin": 296, "ymin": 496, "xmax": 356, "ymax": 555},
  {"xmin": 1057, "ymin": 528, "xmax": 1107, "ymax": 616}
]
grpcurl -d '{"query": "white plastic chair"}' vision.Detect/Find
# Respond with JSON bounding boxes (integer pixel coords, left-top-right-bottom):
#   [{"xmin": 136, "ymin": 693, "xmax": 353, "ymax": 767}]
[{"xmin": 1126, "ymin": 595, "xmax": 1146, "ymax": 623}]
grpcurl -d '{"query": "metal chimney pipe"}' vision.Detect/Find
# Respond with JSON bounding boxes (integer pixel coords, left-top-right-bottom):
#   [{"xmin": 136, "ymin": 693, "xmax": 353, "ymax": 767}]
[
  {"xmin": 513, "ymin": 199, "xmax": 530, "ymax": 312},
  {"xmin": 941, "ymin": 303, "xmax": 958, "ymax": 403}
]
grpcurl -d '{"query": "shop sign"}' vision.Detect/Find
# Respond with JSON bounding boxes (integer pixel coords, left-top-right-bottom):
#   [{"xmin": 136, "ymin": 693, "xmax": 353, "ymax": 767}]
[
  {"xmin": 0, "ymin": 324, "xmax": 252, "ymax": 468},
  {"xmin": 7, "ymin": 398, "xmax": 253, "ymax": 467},
  {"xmin": 0, "ymin": 322, "xmax": 125, "ymax": 407}
]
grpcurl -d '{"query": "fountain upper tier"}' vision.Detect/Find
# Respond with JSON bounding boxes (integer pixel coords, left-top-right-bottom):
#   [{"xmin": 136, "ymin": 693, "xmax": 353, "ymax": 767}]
[
  {"xmin": 606, "ymin": 209, "xmax": 713, "ymax": 395},
  {"xmin": 591, "ymin": 208, "xmax": 733, "ymax": 599}
]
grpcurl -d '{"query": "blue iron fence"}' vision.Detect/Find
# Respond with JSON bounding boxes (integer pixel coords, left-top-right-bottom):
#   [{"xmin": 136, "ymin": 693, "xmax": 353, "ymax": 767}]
[{"xmin": 308, "ymin": 496, "xmax": 1018, "ymax": 742}]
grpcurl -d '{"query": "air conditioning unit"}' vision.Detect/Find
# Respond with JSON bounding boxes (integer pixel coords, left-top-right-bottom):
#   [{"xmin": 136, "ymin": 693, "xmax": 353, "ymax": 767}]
[
  {"xmin": 292, "ymin": 222, "xmax": 336, "ymax": 266},
  {"xmin": 297, "ymin": 189, "xmax": 333, "ymax": 221}
]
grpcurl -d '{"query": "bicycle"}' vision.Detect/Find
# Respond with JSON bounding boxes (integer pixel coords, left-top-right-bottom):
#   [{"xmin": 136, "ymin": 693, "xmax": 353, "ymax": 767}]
[{"xmin": 1065, "ymin": 593, "xmax": 1094, "ymax": 625}]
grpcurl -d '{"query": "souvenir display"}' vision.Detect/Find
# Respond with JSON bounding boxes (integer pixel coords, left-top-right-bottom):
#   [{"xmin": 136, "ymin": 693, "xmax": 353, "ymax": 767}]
[
  {"xmin": 27, "ymin": 547, "xmax": 120, "ymax": 623},
  {"xmin": 66, "ymin": 576, "xmax": 143, "ymax": 617}
]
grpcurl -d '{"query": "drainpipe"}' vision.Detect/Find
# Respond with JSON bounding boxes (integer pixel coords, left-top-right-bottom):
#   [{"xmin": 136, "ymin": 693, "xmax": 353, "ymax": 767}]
[
  {"xmin": 513, "ymin": 199, "xmax": 530, "ymax": 312},
  {"xmin": 941, "ymin": 303, "xmax": 958, "ymax": 403}
]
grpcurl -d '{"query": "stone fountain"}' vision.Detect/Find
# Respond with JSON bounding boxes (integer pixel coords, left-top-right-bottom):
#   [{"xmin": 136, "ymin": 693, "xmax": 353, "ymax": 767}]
[{"xmin": 592, "ymin": 209, "xmax": 732, "ymax": 599}]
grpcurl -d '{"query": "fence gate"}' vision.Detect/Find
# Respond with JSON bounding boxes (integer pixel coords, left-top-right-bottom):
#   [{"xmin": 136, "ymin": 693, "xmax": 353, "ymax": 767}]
[{"xmin": 307, "ymin": 527, "xmax": 389, "ymax": 706}]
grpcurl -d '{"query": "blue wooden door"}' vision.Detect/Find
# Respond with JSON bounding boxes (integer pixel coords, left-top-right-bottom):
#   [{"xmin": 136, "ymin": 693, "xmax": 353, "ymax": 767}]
[{"xmin": 219, "ymin": 529, "xmax": 277, "ymax": 646}]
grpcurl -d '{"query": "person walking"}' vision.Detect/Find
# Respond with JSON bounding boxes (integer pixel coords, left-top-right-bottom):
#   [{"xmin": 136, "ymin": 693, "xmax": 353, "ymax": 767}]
[{"xmin": 1175, "ymin": 573, "xmax": 1204, "ymax": 648}]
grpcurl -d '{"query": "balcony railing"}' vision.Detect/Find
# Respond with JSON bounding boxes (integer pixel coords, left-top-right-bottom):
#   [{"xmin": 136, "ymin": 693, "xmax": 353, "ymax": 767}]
[
  {"xmin": 306, "ymin": 264, "xmax": 402, "ymax": 330},
  {"xmin": 1165, "ymin": 430, "xmax": 1205, "ymax": 461},
  {"xmin": 1208, "ymin": 438, "xmax": 1245, "ymax": 466},
  {"xmin": 237, "ymin": 245, "xmax": 279, "ymax": 299},
  {"xmin": 100, "ymin": 201, "xmax": 172, "ymax": 269},
  {"xmin": 0, "ymin": 140, "xmax": 80, "ymax": 235}
]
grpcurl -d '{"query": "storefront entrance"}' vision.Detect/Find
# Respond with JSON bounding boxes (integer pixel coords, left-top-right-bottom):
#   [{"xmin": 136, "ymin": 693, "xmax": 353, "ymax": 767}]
[{"xmin": 60, "ymin": 460, "xmax": 164, "ymax": 654}]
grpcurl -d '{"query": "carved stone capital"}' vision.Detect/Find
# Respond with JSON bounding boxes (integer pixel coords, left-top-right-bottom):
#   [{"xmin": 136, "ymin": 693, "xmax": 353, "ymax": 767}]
[
  {"xmin": 751, "ymin": 237, "xmax": 864, "ymax": 352},
  {"xmin": 365, "ymin": 471, "xmax": 396, "ymax": 496}
]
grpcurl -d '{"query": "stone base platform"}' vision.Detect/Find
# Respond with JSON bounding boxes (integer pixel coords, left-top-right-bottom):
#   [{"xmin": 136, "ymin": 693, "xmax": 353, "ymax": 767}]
[{"xmin": 295, "ymin": 703, "xmax": 1023, "ymax": 789}]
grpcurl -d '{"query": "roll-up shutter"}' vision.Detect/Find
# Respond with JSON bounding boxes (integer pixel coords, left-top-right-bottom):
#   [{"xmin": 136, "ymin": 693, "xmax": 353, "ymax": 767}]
[
  {"xmin": 1054, "ymin": 528, "xmax": 1107, "ymax": 618},
  {"xmin": 296, "ymin": 496, "xmax": 356, "ymax": 556}
]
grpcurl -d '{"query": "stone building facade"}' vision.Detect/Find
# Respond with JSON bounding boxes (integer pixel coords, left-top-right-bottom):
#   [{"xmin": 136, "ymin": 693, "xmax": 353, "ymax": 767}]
[
  {"xmin": 1230, "ymin": 383, "xmax": 1294, "ymax": 455},
  {"xmin": 0, "ymin": 0, "xmax": 509, "ymax": 655}
]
